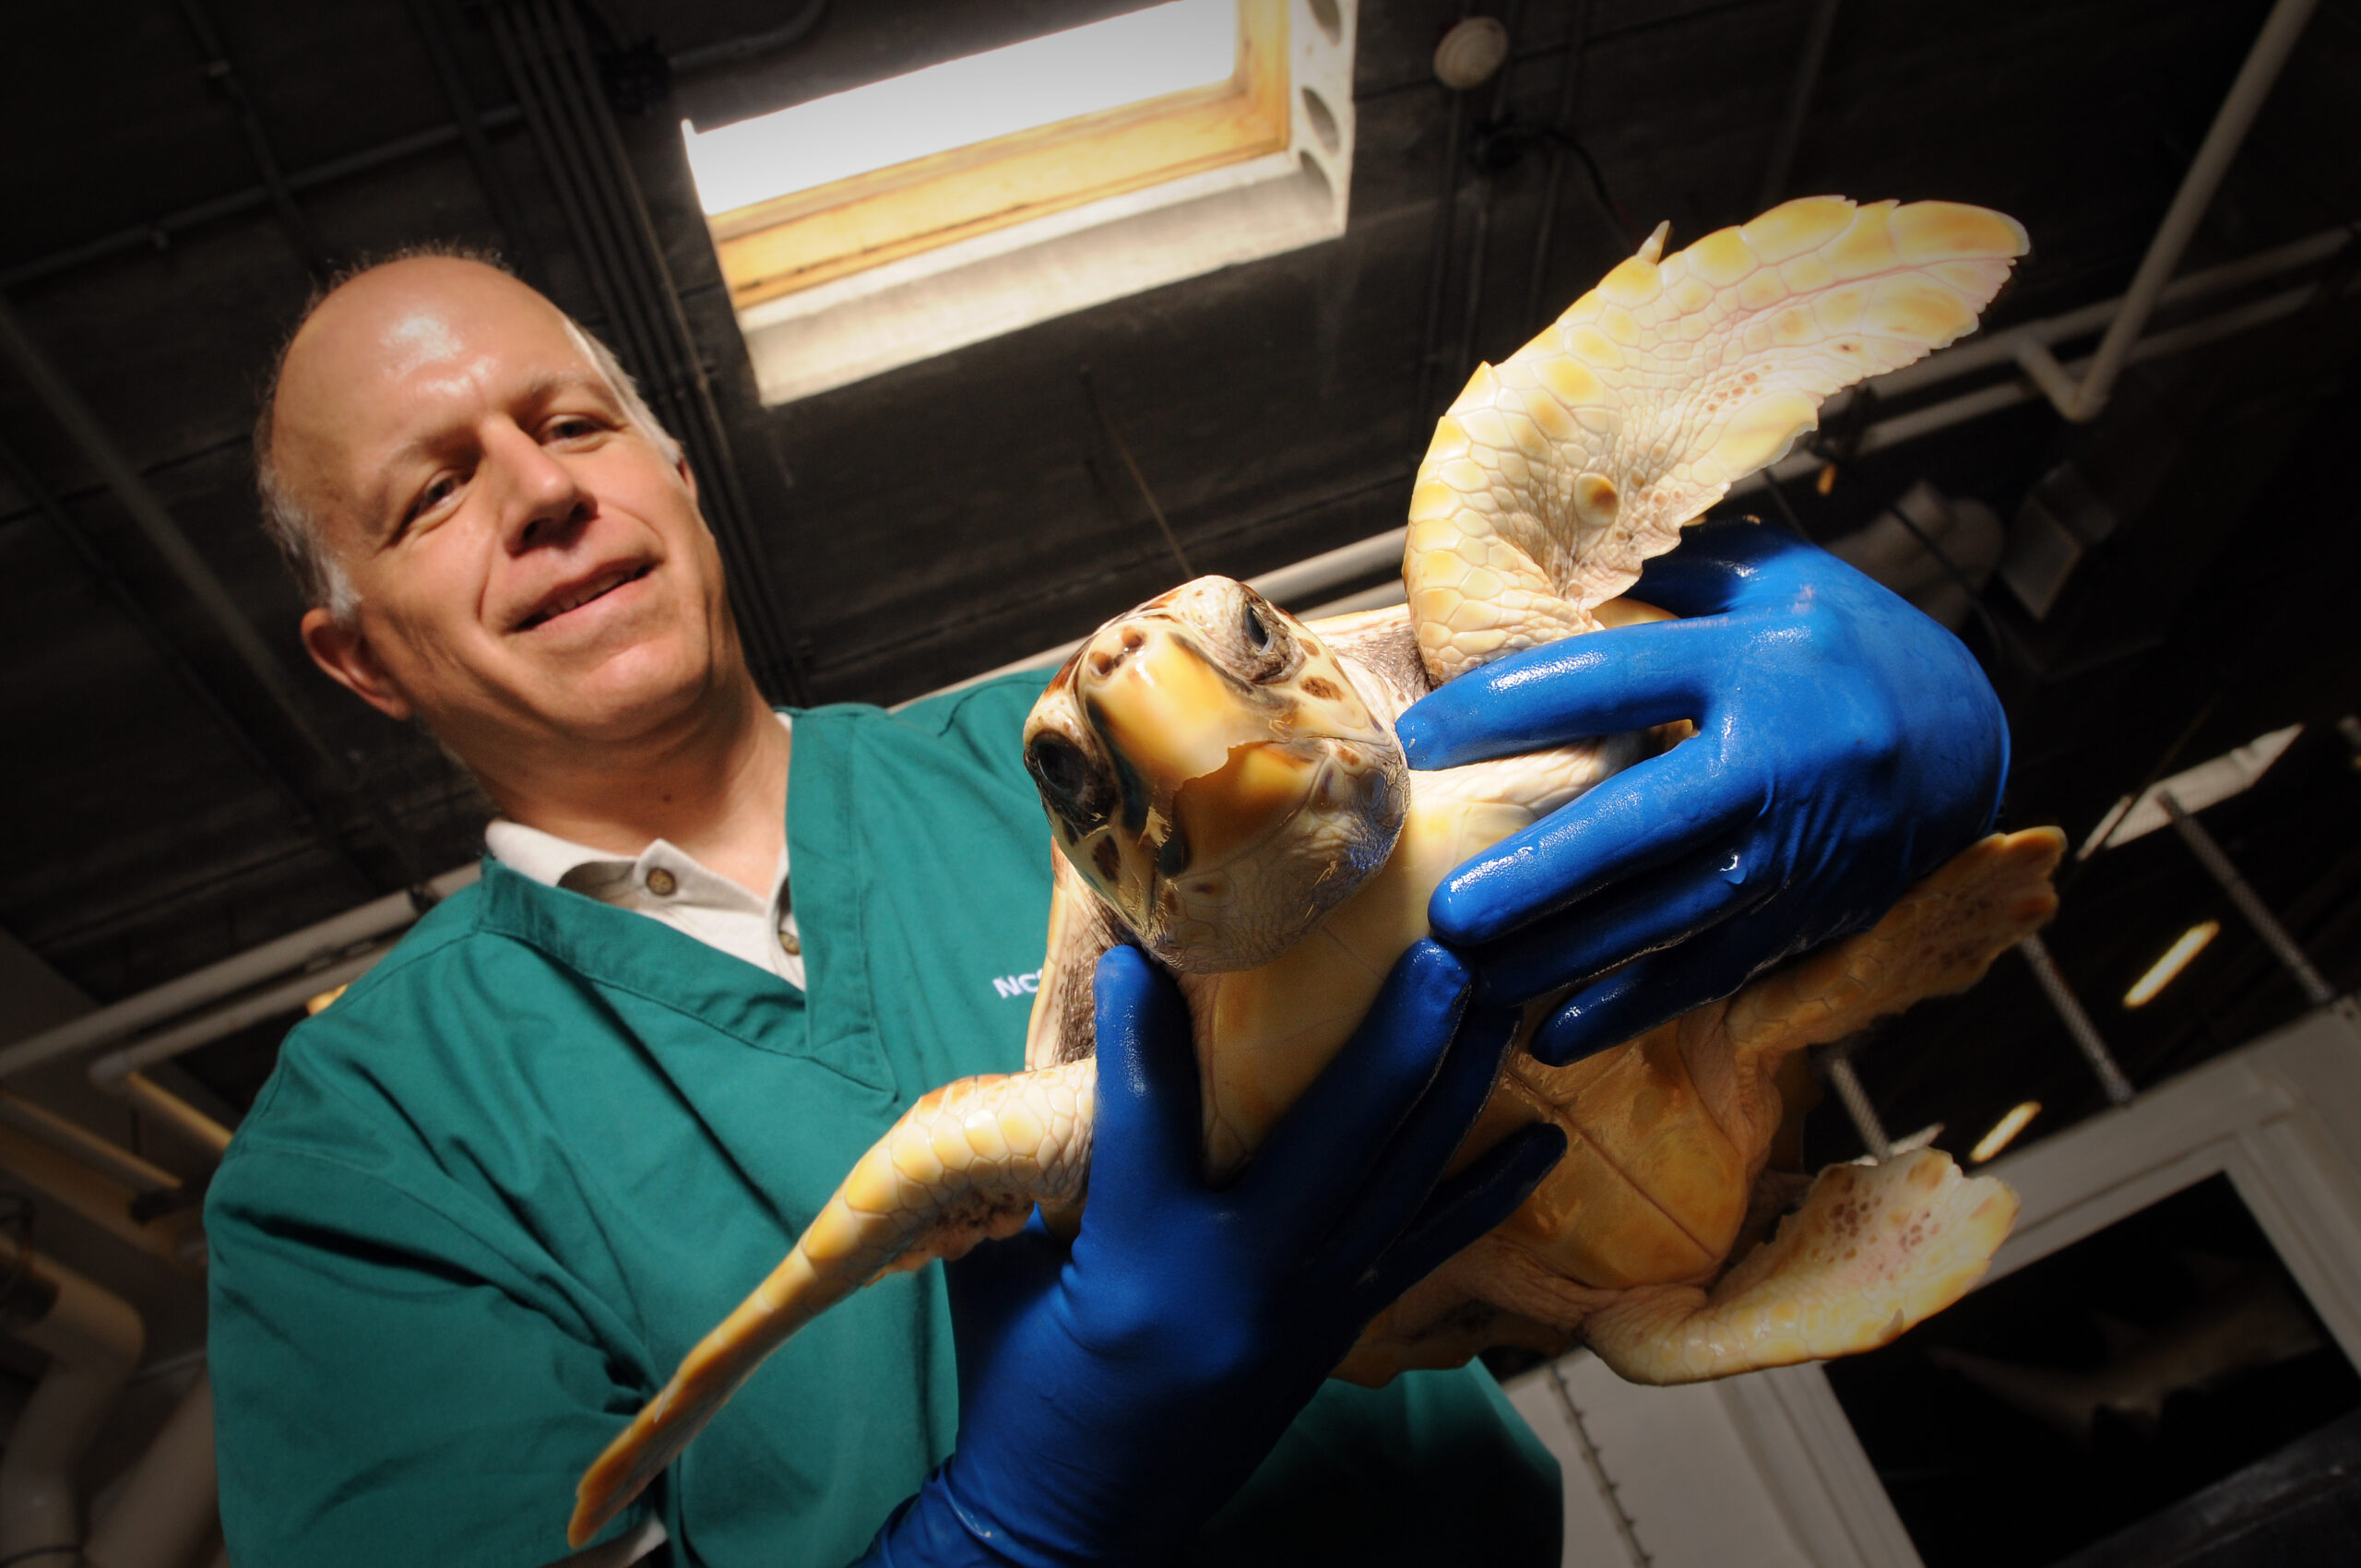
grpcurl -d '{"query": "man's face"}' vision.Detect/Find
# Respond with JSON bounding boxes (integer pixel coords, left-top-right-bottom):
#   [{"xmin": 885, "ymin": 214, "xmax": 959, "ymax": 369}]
[{"xmin": 277, "ymin": 258, "xmax": 740, "ymax": 761}]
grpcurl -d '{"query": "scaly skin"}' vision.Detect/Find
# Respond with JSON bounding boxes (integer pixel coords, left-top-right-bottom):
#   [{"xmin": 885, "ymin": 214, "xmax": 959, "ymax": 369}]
[
  {"xmin": 1337, "ymin": 826, "xmax": 2062, "ymax": 1383},
  {"xmin": 568, "ymin": 197, "xmax": 2046, "ymax": 1538},
  {"xmin": 1406, "ymin": 197, "xmax": 2027, "ymax": 682},
  {"xmin": 568, "ymin": 1062, "xmax": 1097, "ymax": 1548}
]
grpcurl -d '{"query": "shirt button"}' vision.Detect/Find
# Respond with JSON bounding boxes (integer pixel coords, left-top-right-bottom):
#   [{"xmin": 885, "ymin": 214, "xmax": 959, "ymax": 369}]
[
  {"xmin": 645, "ymin": 868, "xmax": 679, "ymax": 897},
  {"xmin": 778, "ymin": 928, "xmax": 801, "ymax": 956}
]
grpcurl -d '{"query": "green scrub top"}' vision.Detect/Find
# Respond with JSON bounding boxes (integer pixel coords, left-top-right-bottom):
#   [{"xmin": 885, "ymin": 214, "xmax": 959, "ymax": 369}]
[{"xmin": 207, "ymin": 673, "xmax": 1560, "ymax": 1568}]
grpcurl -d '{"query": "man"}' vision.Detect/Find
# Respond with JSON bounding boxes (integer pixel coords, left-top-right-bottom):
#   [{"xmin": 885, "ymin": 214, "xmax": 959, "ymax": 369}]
[{"xmin": 209, "ymin": 252, "xmax": 2008, "ymax": 1567}]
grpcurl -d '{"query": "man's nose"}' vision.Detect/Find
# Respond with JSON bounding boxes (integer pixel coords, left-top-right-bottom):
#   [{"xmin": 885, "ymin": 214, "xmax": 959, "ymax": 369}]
[{"xmin": 491, "ymin": 423, "xmax": 589, "ymax": 552}]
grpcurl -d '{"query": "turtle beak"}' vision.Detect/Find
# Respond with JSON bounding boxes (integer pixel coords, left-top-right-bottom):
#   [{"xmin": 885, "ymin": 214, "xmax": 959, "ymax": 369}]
[
  {"xmin": 1082, "ymin": 623, "xmax": 1249, "ymax": 793},
  {"xmin": 1075, "ymin": 620, "xmax": 1324, "ymax": 894}
]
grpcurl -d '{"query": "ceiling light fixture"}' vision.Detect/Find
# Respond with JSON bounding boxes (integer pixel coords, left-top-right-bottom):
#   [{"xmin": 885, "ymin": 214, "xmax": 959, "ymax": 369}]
[
  {"xmin": 2078, "ymin": 724, "xmax": 2302, "ymax": 859},
  {"xmin": 1970, "ymin": 1101, "xmax": 2041, "ymax": 1164},
  {"xmin": 682, "ymin": 0, "xmax": 1240, "ymax": 216},
  {"xmin": 305, "ymin": 982, "xmax": 350, "ymax": 1016},
  {"xmin": 2122, "ymin": 920, "xmax": 2221, "ymax": 1008}
]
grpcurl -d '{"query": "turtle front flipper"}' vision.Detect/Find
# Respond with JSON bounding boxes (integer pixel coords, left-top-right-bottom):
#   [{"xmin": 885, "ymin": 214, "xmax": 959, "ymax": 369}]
[
  {"xmin": 1026, "ymin": 847, "xmax": 1122, "ymax": 1070},
  {"xmin": 566, "ymin": 1061, "xmax": 1097, "ymax": 1549},
  {"xmin": 1580, "ymin": 1148, "xmax": 2019, "ymax": 1384},
  {"xmin": 1407, "ymin": 196, "xmax": 2028, "ymax": 683}
]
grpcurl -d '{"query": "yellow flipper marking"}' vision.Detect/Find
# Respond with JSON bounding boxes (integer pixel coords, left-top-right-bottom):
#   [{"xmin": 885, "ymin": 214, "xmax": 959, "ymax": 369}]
[{"xmin": 1406, "ymin": 196, "xmax": 2029, "ymax": 683}]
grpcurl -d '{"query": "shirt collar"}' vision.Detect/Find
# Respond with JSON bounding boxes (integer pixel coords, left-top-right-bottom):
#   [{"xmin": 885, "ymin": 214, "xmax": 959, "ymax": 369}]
[{"xmin": 482, "ymin": 711, "xmax": 792, "ymax": 898}]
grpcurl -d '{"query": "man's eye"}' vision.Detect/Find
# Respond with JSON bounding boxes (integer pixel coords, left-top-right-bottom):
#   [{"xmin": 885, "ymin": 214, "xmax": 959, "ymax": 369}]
[
  {"xmin": 547, "ymin": 415, "xmax": 604, "ymax": 442},
  {"xmin": 408, "ymin": 475, "xmax": 458, "ymax": 521}
]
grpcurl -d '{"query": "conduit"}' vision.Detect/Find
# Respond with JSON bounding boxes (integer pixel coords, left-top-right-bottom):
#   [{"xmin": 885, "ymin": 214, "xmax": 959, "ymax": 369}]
[
  {"xmin": 2014, "ymin": 0, "xmax": 2320, "ymax": 421},
  {"xmin": 0, "ymin": 1236, "xmax": 145, "ymax": 1568},
  {"xmin": 84, "ymin": 1372, "xmax": 218, "ymax": 1568},
  {"xmin": 0, "ymin": 865, "xmax": 479, "ymax": 1082}
]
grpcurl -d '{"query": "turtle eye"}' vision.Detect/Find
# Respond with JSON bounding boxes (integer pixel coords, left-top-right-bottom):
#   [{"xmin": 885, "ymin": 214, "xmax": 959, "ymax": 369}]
[
  {"xmin": 1026, "ymin": 731, "xmax": 1113, "ymax": 830},
  {"xmin": 1237, "ymin": 594, "xmax": 1291, "ymax": 683}
]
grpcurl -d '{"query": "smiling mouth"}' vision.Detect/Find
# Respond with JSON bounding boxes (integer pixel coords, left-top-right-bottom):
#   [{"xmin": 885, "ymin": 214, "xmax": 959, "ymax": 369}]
[{"xmin": 518, "ymin": 563, "xmax": 654, "ymax": 630}]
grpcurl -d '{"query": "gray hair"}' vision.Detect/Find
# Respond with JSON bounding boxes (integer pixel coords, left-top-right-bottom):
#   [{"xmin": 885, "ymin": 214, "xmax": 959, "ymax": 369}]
[{"xmin": 253, "ymin": 244, "xmax": 682, "ymax": 625}]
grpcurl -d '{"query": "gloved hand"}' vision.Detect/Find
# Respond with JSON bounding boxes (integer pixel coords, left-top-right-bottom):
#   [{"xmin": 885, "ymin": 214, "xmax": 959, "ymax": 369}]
[
  {"xmin": 1394, "ymin": 517, "xmax": 2009, "ymax": 1067},
  {"xmin": 860, "ymin": 941, "xmax": 1565, "ymax": 1567}
]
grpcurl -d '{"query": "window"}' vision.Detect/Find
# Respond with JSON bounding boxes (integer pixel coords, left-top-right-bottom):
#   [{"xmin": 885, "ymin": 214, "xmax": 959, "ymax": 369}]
[{"xmin": 686, "ymin": 0, "xmax": 1358, "ymax": 404}]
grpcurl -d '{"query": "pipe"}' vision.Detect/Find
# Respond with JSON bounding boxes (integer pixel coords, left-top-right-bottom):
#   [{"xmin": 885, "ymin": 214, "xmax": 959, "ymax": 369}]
[
  {"xmin": 84, "ymin": 1372, "xmax": 217, "ymax": 1568},
  {"xmin": 173, "ymin": 0, "xmax": 323, "ymax": 275},
  {"xmin": 2160, "ymin": 791, "xmax": 2336, "ymax": 1006},
  {"xmin": 0, "ymin": 1236, "xmax": 145, "ymax": 1567},
  {"xmin": 1755, "ymin": 0, "xmax": 1844, "ymax": 211},
  {"xmin": 87, "ymin": 949, "xmax": 393, "ymax": 1091},
  {"xmin": 1451, "ymin": 2, "xmax": 1525, "ymax": 386},
  {"xmin": 1520, "ymin": 0, "xmax": 1591, "ymax": 332},
  {"xmin": 2016, "ymin": 0, "xmax": 2319, "ymax": 421},
  {"xmin": 406, "ymin": 0, "xmax": 546, "ymax": 285},
  {"xmin": 116, "ymin": 1075, "xmax": 233, "ymax": 1162},
  {"xmin": 0, "ymin": 296, "xmax": 424, "ymax": 886},
  {"xmin": 0, "ymin": 1126, "xmax": 196, "ymax": 1270},
  {"xmin": 1411, "ymin": 3, "xmax": 1477, "ymax": 434},
  {"xmin": 0, "ymin": 1093, "xmax": 180, "ymax": 1196},
  {"xmin": 0, "ymin": 864, "xmax": 478, "ymax": 1082},
  {"xmin": 1822, "ymin": 1049, "xmax": 1892, "ymax": 1161},
  {"xmin": 670, "ymin": 0, "xmax": 826, "ymax": 75},
  {"xmin": 2019, "ymin": 934, "xmax": 2137, "ymax": 1107},
  {"xmin": 0, "ymin": 108, "xmax": 523, "ymax": 293}
]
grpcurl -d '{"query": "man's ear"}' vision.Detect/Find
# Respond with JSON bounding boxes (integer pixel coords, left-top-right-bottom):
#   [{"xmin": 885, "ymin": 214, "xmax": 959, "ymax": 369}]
[{"xmin": 302, "ymin": 608, "xmax": 415, "ymax": 720}]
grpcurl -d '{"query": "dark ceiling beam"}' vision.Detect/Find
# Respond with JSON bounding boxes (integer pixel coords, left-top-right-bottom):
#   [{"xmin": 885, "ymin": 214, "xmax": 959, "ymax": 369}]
[
  {"xmin": 1755, "ymin": 0, "xmax": 1843, "ymax": 212},
  {"xmin": 482, "ymin": 0, "xmax": 810, "ymax": 703},
  {"xmin": 0, "ymin": 109, "xmax": 524, "ymax": 294},
  {"xmin": 0, "ymin": 435, "xmax": 382, "ymax": 899},
  {"xmin": 406, "ymin": 0, "xmax": 546, "ymax": 284},
  {"xmin": 1411, "ymin": 6, "xmax": 1477, "ymax": 437},
  {"xmin": 1520, "ymin": 0, "xmax": 1594, "ymax": 334},
  {"xmin": 0, "ymin": 295, "xmax": 421, "ymax": 886},
  {"xmin": 667, "ymin": 0, "xmax": 827, "ymax": 77},
  {"xmin": 172, "ymin": 0, "xmax": 326, "ymax": 277}
]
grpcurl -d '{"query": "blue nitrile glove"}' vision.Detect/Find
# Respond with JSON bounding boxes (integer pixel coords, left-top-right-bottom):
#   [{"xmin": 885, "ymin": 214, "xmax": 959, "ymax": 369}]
[
  {"xmin": 1394, "ymin": 517, "xmax": 2009, "ymax": 1068},
  {"xmin": 860, "ymin": 941, "xmax": 1567, "ymax": 1568}
]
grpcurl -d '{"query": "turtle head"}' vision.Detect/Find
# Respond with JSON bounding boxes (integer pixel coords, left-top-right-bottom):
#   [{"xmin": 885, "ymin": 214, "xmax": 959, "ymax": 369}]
[{"xmin": 1023, "ymin": 576, "xmax": 1408, "ymax": 972}]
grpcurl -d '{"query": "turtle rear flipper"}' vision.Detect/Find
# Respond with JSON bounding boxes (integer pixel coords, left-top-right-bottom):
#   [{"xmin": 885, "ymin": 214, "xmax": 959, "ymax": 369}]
[
  {"xmin": 1580, "ymin": 1148, "xmax": 2019, "ymax": 1384},
  {"xmin": 1408, "ymin": 196, "xmax": 2029, "ymax": 683},
  {"xmin": 568, "ymin": 1062, "xmax": 1097, "ymax": 1548}
]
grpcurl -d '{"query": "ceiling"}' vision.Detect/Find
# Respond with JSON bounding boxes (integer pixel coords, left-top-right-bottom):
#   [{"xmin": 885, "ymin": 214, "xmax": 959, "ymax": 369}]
[{"xmin": 2, "ymin": 0, "xmax": 2357, "ymax": 1186}]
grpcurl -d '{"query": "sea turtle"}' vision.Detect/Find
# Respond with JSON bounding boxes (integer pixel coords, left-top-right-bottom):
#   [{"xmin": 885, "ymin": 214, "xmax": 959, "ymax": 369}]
[{"xmin": 569, "ymin": 195, "xmax": 2066, "ymax": 1546}]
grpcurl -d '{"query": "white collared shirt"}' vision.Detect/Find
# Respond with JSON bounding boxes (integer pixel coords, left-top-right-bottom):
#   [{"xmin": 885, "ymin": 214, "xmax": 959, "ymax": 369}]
[{"xmin": 483, "ymin": 714, "xmax": 804, "ymax": 989}]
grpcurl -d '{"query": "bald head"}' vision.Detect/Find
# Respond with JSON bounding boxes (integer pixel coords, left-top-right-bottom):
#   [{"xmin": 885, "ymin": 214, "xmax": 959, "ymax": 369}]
[
  {"xmin": 267, "ymin": 248, "xmax": 751, "ymax": 792},
  {"xmin": 256, "ymin": 255, "xmax": 676, "ymax": 621}
]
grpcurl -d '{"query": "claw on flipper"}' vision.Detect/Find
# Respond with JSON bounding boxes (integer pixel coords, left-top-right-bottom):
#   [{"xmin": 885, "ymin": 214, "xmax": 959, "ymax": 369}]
[{"xmin": 566, "ymin": 1061, "xmax": 1098, "ymax": 1548}]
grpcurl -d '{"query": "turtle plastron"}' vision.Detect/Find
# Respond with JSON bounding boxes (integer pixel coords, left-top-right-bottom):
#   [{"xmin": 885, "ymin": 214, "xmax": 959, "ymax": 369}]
[{"xmin": 1336, "ymin": 826, "xmax": 2062, "ymax": 1386}]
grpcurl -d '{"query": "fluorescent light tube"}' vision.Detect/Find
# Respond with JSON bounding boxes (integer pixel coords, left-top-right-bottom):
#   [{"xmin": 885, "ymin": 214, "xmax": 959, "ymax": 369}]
[
  {"xmin": 1970, "ymin": 1101, "xmax": 2040, "ymax": 1164},
  {"xmin": 2122, "ymin": 920, "xmax": 2221, "ymax": 1008}
]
